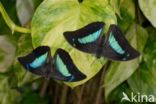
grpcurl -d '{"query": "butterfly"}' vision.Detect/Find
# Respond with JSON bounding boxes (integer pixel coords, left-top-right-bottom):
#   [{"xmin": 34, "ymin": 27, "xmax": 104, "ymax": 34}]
[
  {"xmin": 18, "ymin": 46, "xmax": 86, "ymax": 82},
  {"xmin": 63, "ymin": 22, "xmax": 140, "ymax": 61}
]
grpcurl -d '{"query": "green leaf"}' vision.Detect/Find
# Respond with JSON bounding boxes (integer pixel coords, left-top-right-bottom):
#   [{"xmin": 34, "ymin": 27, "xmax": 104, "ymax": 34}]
[
  {"xmin": 13, "ymin": 34, "xmax": 39, "ymax": 87},
  {"xmin": 7, "ymin": 34, "xmax": 39, "ymax": 89},
  {"xmin": 107, "ymin": 82, "xmax": 132, "ymax": 104},
  {"xmin": 0, "ymin": 35, "xmax": 15, "ymax": 73},
  {"xmin": 109, "ymin": 0, "xmax": 124, "ymax": 17},
  {"xmin": 128, "ymin": 27, "xmax": 156, "ymax": 100},
  {"xmin": 0, "ymin": 0, "xmax": 19, "ymax": 34},
  {"xmin": 128, "ymin": 63, "xmax": 156, "ymax": 101},
  {"xmin": 31, "ymin": 0, "xmax": 116, "ymax": 87},
  {"xmin": 144, "ymin": 27, "xmax": 156, "ymax": 70},
  {"xmin": 0, "ymin": 49, "xmax": 5, "ymax": 62},
  {"xmin": 16, "ymin": 0, "xmax": 43, "ymax": 25},
  {"xmin": 0, "ymin": 2, "xmax": 31, "ymax": 34},
  {"xmin": 0, "ymin": 75, "xmax": 19, "ymax": 104},
  {"xmin": 105, "ymin": 23, "xmax": 148, "ymax": 100},
  {"xmin": 16, "ymin": 0, "xmax": 35, "ymax": 25},
  {"xmin": 20, "ymin": 90, "xmax": 48, "ymax": 104},
  {"xmin": 32, "ymin": 0, "xmax": 43, "ymax": 9},
  {"xmin": 139, "ymin": 0, "xmax": 156, "ymax": 28},
  {"xmin": 118, "ymin": 0, "xmax": 135, "ymax": 32}
]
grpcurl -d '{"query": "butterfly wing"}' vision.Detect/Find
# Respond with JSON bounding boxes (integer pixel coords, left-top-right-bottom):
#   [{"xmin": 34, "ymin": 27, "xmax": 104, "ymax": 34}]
[
  {"xmin": 52, "ymin": 48, "xmax": 86, "ymax": 82},
  {"xmin": 18, "ymin": 46, "xmax": 53, "ymax": 77},
  {"xmin": 101, "ymin": 24, "xmax": 140, "ymax": 61},
  {"xmin": 63, "ymin": 22, "xmax": 105, "ymax": 54}
]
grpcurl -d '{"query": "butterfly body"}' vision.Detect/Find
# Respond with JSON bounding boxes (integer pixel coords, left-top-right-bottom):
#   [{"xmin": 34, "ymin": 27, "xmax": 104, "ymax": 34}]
[
  {"xmin": 63, "ymin": 22, "xmax": 140, "ymax": 61},
  {"xmin": 18, "ymin": 46, "xmax": 86, "ymax": 82}
]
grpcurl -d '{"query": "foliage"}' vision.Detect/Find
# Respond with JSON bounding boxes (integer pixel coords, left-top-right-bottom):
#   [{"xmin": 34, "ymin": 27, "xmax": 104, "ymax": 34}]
[
  {"xmin": 0, "ymin": 0, "xmax": 156, "ymax": 104},
  {"xmin": 139, "ymin": 0, "xmax": 156, "ymax": 28},
  {"xmin": 31, "ymin": 0, "xmax": 116, "ymax": 87}
]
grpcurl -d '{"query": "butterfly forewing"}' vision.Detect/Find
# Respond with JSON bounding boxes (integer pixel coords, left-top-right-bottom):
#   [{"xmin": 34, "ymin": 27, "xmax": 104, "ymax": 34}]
[
  {"xmin": 18, "ymin": 46, "xmax": 53, "ymax": 77},
  {"xmin": 63, "ymin": 22, "xmax": 105, "ymax": 53},
  {"xmin": 102, "ymin": 25, "xmax": 140, "ymax": 61},
  {"xmin": 53, "ymin": 49, "xmax": 86, "ymax": 82}
]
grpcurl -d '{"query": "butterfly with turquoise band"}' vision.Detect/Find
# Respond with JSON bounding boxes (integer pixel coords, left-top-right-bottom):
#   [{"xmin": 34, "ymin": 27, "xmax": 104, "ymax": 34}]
[
  {"xmin": 18, "ymin": 46, "xmax": 86, "ymax": 82},
  {"xmin": 63, "ymin": 21, "xmax": 140, "ymax": 61}
]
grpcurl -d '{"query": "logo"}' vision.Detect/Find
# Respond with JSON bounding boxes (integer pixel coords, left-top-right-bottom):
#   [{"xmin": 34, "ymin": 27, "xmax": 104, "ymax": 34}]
[{"xmin": 121, "ymin": 92, "xmax": 155, "ymax": 103}]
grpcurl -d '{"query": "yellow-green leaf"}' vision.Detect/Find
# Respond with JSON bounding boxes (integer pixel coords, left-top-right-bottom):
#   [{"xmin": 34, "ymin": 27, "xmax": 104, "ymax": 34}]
[
  {"xmin": 128, "ymin": 27, "xmax": 156, "ymax": 100},
  {"xmin": 0, "ymin": 35, "xmax": 15, "ymax": 73},
  {"xmin": 109, "ymin": 0, "xmax": 124, "ymax": 17},
  {"xmin": 139, "ymin": 0, "xmax": 156, "ymax": 28},
  {"xmin": 31, "ymin": 0, "xmax": 116, "ymax": 87},
  {"xmin": 104, "ymin": 24, "xmax": 148, "ymax": 99}
]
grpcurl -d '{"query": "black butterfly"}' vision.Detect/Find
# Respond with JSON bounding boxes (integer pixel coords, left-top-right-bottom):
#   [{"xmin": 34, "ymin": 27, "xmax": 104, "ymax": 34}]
[
  {"xmin": 18, "ymin": 46, "xmax": 86, "ymax": 82},
  {"xmin": 63, "ymin": 22, "xmax": 140, "ymax": 61}
]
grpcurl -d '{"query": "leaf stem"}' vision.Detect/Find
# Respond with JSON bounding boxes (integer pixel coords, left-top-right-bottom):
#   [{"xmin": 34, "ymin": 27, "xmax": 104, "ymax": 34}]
[
  {"xmin": 60, "ymin": 85, "xmax": 68, "ymax": 104},
  {"xmin": 95, "ymin": 61, "xmax": 111, "ymax": 104},
  {"xmin": 77, "ymin": 84, "xmax": 85, "ymax": 104},
  {"xmin": 39, "ymin": 78, "xmax": 50, "ymax": 97},
  {"xmin": 0, "ymin": 2, "xmax": 31, "ymax": 34}
]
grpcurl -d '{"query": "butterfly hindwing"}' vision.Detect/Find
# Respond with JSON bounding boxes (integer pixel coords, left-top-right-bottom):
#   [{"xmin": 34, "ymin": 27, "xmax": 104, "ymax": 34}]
[
  {"xmin": 53, "ymin": 49, "xmax": 86, "ymax": 82},
  {"xmin": 102, "ymin": 24, "xmax": 140, "ymax": 61},
  {"xmin": 63, "ymin": 22, "xmax": 105, "ymax": 54},
  {"xmin": 18, "ymin": 46, "xmax": 52, "ymax": 77}
]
